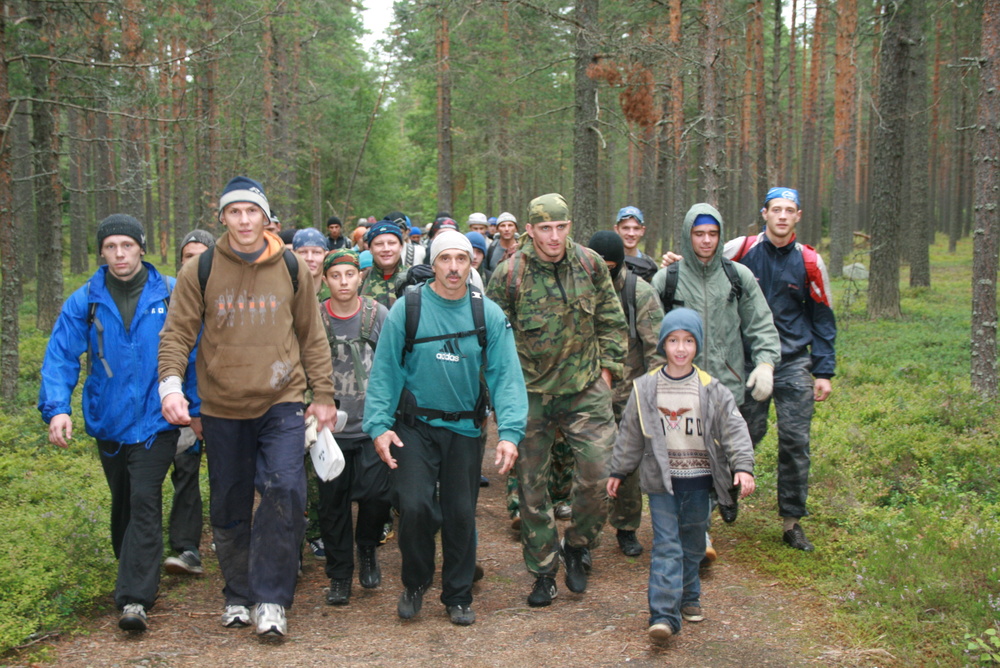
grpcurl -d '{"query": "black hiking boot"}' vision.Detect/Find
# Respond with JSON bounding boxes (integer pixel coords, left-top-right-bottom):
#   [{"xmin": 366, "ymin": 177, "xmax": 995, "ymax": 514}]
[
  {"xmin": 527, "ymin": 576, "xmax": 557, "ymax": 607},
  {"xmin": 782, "ymin": 523, "xmax": 815, "ymax": 552},
  {"xmin": 616, "ymin": 529, "xmax": 643, "ymax": 557}
]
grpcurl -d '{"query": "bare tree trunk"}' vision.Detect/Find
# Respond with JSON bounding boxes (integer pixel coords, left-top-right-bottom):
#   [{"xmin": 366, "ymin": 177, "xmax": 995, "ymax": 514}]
[
  {"xmin": 904, "ymin": 0, "xmax": 930, "ymax": 287},
  {"xmin": 670, "ymin": 0, "xmax": 687, "ymax": 249},
  {"xmin": 751, "ymin": 0, "xmax": 768, "ymax": 201},
  {"xmin": 830, "ymin": 0, "xmax": 858, "ymax": 275},
  {"xmin": 13, "ymin": 109, "xmax": 35, "ymax": 283},
  {"xmin": 172, "ymin": 35, "xmax": 191, "ymax": 261},
  {"xmin": 786, "ymin": 0, "xmax": 798, "ymax": 183},
  {"xmin": 0, "ymin": 8, "xmax": 20, "ymax": 403},
  {"xmin": 770, "ymin": 0, "xmax": 784, "ymax": 181},
  {"xmin": 572, "ymin": 0, "xmax": 599, "ymax": 240},
  {"xmin": 799, "ymin": 0, "xmax": 826, "ymax": 246},
  {"xmin": 867, "ymin": 1, "xmax": 911, "ymax": 320},
  {"xmin": 68, "ymin": 109, "xmax": 89, "ymax": 274},
  {"xmin": 699, "ymin": 0, "xmax": 724, "ymax": 208},
  {"xmin": 971, "ymin": 0, "xmax": 1000, "ymax": 397},
  {"xmin": 436, "ymin": 9, "xmax": 453, "ymax": 214}
]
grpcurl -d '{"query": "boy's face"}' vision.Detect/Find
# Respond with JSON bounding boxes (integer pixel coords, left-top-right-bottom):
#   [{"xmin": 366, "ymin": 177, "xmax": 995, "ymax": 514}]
[
  {"xmin": 324, "ymin": 264, "xmax": 362, "ymax": 305},
  {"xmin": 663, "ymin": 330, "xmax": 697, "ymax": 372},
  {"xmin": 615, "ymin": 217, "xmax": 645, "ymax": 252}
]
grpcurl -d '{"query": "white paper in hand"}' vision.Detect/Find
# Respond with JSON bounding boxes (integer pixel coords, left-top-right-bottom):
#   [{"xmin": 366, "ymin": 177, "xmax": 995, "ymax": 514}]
[{"xmin": 311, "ymin": 427, "xmax": 345, "ymax": 482}]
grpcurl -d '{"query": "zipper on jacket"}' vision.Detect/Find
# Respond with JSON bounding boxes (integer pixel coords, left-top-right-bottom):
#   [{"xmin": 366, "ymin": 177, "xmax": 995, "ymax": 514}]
[{"xmin": 552, "ymin": 259, "xmax": 568, "ymax": 303}]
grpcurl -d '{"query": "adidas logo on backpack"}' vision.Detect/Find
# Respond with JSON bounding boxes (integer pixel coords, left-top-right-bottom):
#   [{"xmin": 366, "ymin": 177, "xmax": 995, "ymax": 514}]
[{"xmin": 436, "ymin": 338, "xmax": 465, "ymax": 363}]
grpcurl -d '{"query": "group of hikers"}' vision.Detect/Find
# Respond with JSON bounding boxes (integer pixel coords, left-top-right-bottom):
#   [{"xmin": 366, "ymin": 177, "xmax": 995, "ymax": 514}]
[{"xmin": 38, "ymin": 177, "xmax": 836, "ymax": 644}]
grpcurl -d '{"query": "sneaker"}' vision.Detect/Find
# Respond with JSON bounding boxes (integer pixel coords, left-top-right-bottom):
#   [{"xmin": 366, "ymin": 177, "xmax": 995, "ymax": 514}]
[
  {"xmin": 118, "ymin": 603, "xmax": 147, "ymax": 632},
  {"xmin": 326, "ymin": 578, "xmax": 351, "ymax": 606},
  {"xmin": 702, "ymin": 533, "xmax": 717, "ymax": 566},
  {"xmin": 473, "ymin": 562, "xmax": 485, "ymax": 582},
  {"xmin": 681, "ymin": 604, "xmax": 705, "ymax": 622},
  {"xmin": 510, "ymin": 514, "xmax": 521, "ymax": 533},
  {"xmin": 253, "ymin": 603, "xmax": 286, "ymax": 637},
  {"xmin": 446, "ymin": 604, "xmax": 476, "ymax": 626},
  {"xmin": 527, "ymin": 576, "xmax": 557, "ymax": 607},
  {"xmin": 308, "ymin": 538, "xmax": 326, "ymax": 559},
  {"xmin": 379, "ymin": 519, "xmax": 395, "ymax": 545},
  {"xmin": 782, "ymin": 523, "xmax": 815, "ymax": 552},
  {"xmin": 718, "ymin": 501, "xmax": 739, "ymax": 524},
  {"xmin": 164, "ymin": 549, "xmax": 204, "ymax": 575},
  {"xmin": 221, "ymin": 604, "xmax": 251, "ymax": 628},
  {"xmin": 479, "ymin": 475, "xmax": 490, "ymax": 487},
  {"xmin": 358, "ymin": 545, "xmax": 381, "ymax": 589},
  {"xmin": 616, "ymin": 529, "xmax": 643, "ymax": 557},
  {"xmin": 561, "ymin": 539, "xmax": 589, "ymax": 593},
  {"xmin": 397, "ymin": 585, "xmax": 426, "ymax": 619},
  {"xmin": 648, "ymin": 622, "xmax": 673, "ymax": 642},
  {"xmin": 554, "ymin": 504, "xmax": 572, "ymax": 520}
]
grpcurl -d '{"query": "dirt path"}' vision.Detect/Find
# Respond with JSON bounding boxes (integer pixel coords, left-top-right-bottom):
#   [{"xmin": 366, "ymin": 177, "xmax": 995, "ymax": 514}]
[{"xmin": 11, "ymin": 437, "xmax": 849, "ymax": 667}]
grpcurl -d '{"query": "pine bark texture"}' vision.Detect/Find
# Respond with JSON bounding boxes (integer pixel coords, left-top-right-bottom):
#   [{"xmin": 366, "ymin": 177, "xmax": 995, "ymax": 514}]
[
  {"xmin": 572, "ymin": 0, "xmax": 600, "ymax": 240},
  {"xmin": 0, "ymin": 8, "xmax": 20, "ymax": 403}
]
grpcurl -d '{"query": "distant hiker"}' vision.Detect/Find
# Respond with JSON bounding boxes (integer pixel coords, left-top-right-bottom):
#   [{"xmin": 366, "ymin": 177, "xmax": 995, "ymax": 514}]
[
  {"xmin": 293, "ymin": 227, "xmax": 330, "ymax": 299},
  {"xmin": 722, "ymin": 187, "xmax": 836, "ymax": 552},
  {"xmin": 360, "ymin": 219, "xmax": 408, "ymax": 307},
  {"xmin": 316, "ymin": 249, "xmax": 393, "ymax": 606},
  {"xmin": 614, "ymin": 206, "xmax": 658, "ymax": 281},
  {"xmin": 161, "ymin": 230, "xmax": 216, "ymax": 578},
  {"xmin": 650, "ymin": 203, "xmax": 779, "ymax": 563},
  {"xmin": 466, "ymin": 212, "xmax": 489, "ymax": 237},
  {"xmin": 265, "ymin": 211, "xmax": 282, "ymax": 234},
  {"xmin": 588, "ymin": 231, "xmax": 666, "ymax": 557},
  {"xmin": 385, "ymin": 211, "xmax": 427, "ymax": 267},
  {"xmin": 327, "ymin": 215, "xmax": 348, "ymax": 251},
  {"xmin": 466, "ymin": 231, "xmax": 490, "ymax": 285},
  {"xmin": 486, "ymin": 193, "xmax": 626, "ymax": 608},
  {"xmin": 484, "ymin": 211, "xmax": 519, "ymax": 272},
  {"xmin": 159, "ymin": 176, "xmax": 337, "ymax": 638},
  {"xmin": 609, "ymin": 308, "xmax": 755, "ymax": 643},
  {"xmin": 364, "ymin": 230, "xmax": 527, "ymax": 626},
  {"xmin": 39, "ymin": 214, "xmax": 199, "ymax": 632}
]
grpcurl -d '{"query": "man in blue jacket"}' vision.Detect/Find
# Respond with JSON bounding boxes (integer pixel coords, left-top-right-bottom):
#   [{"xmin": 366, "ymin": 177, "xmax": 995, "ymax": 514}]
[
  {"xmin": 38, "ymin": 214, "xmax": 199, "ymax": 632},
  {"xmin": 364, "ymin": 229, "xmax": 527, "ymax": 626}
]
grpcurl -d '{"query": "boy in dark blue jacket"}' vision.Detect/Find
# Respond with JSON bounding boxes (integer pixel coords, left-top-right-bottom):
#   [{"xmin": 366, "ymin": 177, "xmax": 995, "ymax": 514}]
[{"xmin": 39, "ymin": 215, "xmax": 199, "ymax": 632}]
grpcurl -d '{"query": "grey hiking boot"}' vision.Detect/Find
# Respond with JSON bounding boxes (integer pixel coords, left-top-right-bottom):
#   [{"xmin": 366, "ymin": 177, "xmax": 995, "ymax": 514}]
[
  {"xmin": 397, "ymin": 584, "xmax": 427, "ymax": 619},
  {"xmin": 446, "ymin": 604, "xmax": 476, "ymax": 626},
  {"xmin": 164, "ymin": 549, "xmax": 203, "ymax": 575}
]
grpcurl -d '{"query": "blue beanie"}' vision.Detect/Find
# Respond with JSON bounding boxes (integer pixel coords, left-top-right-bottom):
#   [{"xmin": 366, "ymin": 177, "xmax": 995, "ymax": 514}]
[
  {"xmin": 657, "ymin": 308, "xmax": 704, "ymax": 358},
  {"xmin": 218, "ymin": 176, "xmax": 271, "ymax": 220},
  {"xmin": 409, "ymin": 226, "xmax": 422, "ymax": 237},
  {"xmin": 293, "ymin": 227, "xmax": 327, "ymax": 250},
  {"xmin": 359, "ymin": 250, "xmax": 373, "ymax": 269},
  {"xmin": 364, "ymin": 220, "xmax": 404, "ymax": 245},
  {"xmin": 466, "ymin": 231, "xmax": 487, "ymax": 256}
]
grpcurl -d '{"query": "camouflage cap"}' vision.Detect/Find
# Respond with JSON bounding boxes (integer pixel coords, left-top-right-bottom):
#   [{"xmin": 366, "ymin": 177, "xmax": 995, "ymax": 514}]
[
  {"xmin": 527, "ymin": 193, "xmax": 570, "ymax": 225},
  {"xmin": 324, "ymin": 248, "xmax": 359, "ymax": 272}
]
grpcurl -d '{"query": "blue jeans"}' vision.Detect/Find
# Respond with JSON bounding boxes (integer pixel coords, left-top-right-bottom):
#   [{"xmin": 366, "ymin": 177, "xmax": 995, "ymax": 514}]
[{"xmin": 647, "ymin": 488, "xmax": 710, "ymax": 632}]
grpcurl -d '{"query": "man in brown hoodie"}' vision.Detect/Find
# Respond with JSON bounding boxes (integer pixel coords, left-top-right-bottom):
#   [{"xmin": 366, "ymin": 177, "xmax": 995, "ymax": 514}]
[{"xmin": 159, "ymin": 176, "xmax": 337, "ymax": 638}]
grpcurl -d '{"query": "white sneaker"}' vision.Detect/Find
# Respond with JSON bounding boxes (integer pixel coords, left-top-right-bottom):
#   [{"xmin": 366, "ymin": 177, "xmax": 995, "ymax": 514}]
[
  {"xmin": 119, "ymin": 603, "xmax": 147, "ymax": 631},
  {"xmin": 221, "ymin": 604, "xmax": 251, "ymax": 628},
  {"xmin": 253, "ymin": 603, "xmax": 286, "ymax": 637}
]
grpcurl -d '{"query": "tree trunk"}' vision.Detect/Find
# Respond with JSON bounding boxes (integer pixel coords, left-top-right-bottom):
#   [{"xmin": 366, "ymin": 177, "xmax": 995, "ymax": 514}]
[
  {"xmin": 971, "ymin": 0, "xmax": 1000, "ymax": 397},
  {"xmin": 867, "ymin": 1, "xmax": 911, "ymax": 320},
  {"xmin": 830, "ymin": 0, "xmax": 858, "ymax": 275},
  {"xmin": 572, "ymin": 0, "xmax": 599, "ymax": 240},
  {"xmin": 13, "ymin": 108, "xmax": 35, "ymax": 283},
  {"xmin": 770, "ymin": 0, "xmax": 784, "ymax": 181},
  {"xmin": 752, "ymin": 0, "xmax": 768, "ymax": 201},
  {"xmin": 799, "ymin": 0, "xmax": 826, "ymax": 246},
  {"xmin": 68, "ymin": 109, "xmax": 89, "ymax": 274},
  {"xmin": 699, "ymin": 0, "xmax": 724, "ymax": 208},
  {"xmin": 436, "ymin": 9, "xmax": 453, "ymax": 215},
  {"xmin": 904, "ymin": 0, "xmax": 930, "ymax": 287},
  {"xmin": 172, "ymin": 35, "xmax": 191, "ymax": 259},
  {"xmin": 0, "ymin": 8, "xmax": 20, "ymax": 403},
  {"xmin": 670, "ymin": 0, "xmax": 687, "ymax": 249}
]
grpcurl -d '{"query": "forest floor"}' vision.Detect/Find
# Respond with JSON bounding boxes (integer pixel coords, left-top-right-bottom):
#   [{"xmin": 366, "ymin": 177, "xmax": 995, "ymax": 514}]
[{"xmin": 7, "ymin": 430, "xmax": 875, "ymax": 668}]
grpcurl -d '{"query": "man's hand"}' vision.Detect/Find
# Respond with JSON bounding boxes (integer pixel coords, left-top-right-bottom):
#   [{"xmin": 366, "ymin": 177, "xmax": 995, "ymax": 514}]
[
  {"xmin": 495, "ymin": 439, "xmax": 518, "ymax": 475},
  {"xmin": 746, "ymin": 363, "xmax": 774, "ymax": 402},
  {"xmin": 306, "ymin": 403, "xmax": 339, "ymax": 433},
  {"xmin": 734, "ymin": 471, "xmax": 755, "ymax": 499},
  {"xmin": 660, "ymin": 251, "xmax": 683, "ymax": 268},
  {"xmin": 161, "ymin": 393, "xmax": 191, "ymax": 426},
  {"xmin": 373, "ymin": 430, "xmax": 404, "ymax": 469},
  {"xmin": 606, "ymin": 477, "xmax": 622, "ymax": 498},
  {"xmin": 814, "ymin": 378, "xmax": 832, "ymax": 402},
  {"xmin": 190, "ymin": 417, "xmax": 203, "ymax": 441},
  {"xmin": 601, "ymin": 368, "xmax": 613, "ymax": 390},
  {"xmin": 48, "ymin": 414, "xmax": 73, "ymax": 448}
]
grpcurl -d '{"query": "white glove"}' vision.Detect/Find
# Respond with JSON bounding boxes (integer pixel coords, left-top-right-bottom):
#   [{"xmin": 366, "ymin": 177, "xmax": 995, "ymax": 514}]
[{"xmin": 746, "ymin": 363, "xmax": 774, "ymax": 402}]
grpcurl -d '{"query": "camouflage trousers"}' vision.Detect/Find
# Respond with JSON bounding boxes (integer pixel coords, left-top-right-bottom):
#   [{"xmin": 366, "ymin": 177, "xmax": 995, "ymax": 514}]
[
  {"xmin": 517, "ymin": 378, "xmax": 615, "ymax": 577},
  {"xmin": 505, "ymin": 437, "xmax": 572, "ymax": 517},
  {"xmin": 740, "ymin": 353, "xmax": 814, "ymax": 519}
]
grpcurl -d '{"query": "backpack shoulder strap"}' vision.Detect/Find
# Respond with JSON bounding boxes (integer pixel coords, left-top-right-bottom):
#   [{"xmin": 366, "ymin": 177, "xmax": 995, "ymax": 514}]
[
  {"xmin": 622, "ymin": 270, "xmax": 638, "ymax": 340},
  {"xmin": 282, "ymin": 249, "xmax": 299, "ymax": 294},
  {"xmin": 197, "ymin": 245, "xmax": 215, "ymax": 298},
  {"xmin": 359, "ymin": 296, "xmax": 379, "ymax": 348},
  {"xmin": 797, "ymin": 242, "xmax": 830, "ymax": 306},
  {"xmin": 505, "ymin": 250, "xmax": 524, "ymax": 308},
  {"xmin": 719, "ymin": 258, "xmax": 744, "ymax": 304},
  {"xmin": 731, "ymin": 234, "xmax": 758, "ymax": 262},
  {"xmin": 574, "ymin": 243, "xmax": 600, "ymax": 281},
  {"xmin": 659, "ymin": 262, "xmax": 682, "ymax": 313},
  {"xmin": 402, "ymin": 284, "xmax": 422, "ymax": 365},
  {"xmin": 469, "ymin": 286, "xmax": 488, "ymax": 368}
]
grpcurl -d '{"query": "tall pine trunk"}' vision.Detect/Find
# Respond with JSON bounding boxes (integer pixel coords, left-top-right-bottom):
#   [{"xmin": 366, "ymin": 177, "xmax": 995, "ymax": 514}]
[
  {"xmin": 436, "ymin": 9, "xmax": 453, "ymax": 215},
  {"xmin": 830, "ymin": 0, "xmax": 858, "ymax": 275},
  {"xmin": 0, "ymin": 7, "xmax": 19, "ymax": 402},
  {"xmin": 572, "ymin": 0, "xmax": 599, "ymax": 240},
  {"xmin": 903, "ymin": 0, "xmax": 930, "ymax": 287}
]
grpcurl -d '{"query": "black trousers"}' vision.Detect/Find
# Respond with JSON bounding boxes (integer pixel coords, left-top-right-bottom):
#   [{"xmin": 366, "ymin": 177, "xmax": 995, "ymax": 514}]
[
  {"xmin": 168, "ymin": 440, "xmax": 203, "ymax": 554},
  {"xmin": 316, "ymin": 436, "xmax": 392, "ymax": 580},
  {"xmin": 390, "ymin": 419, "xmax": 483, "ymax": 607},
  {"xmin": 97, "ymin": 429, "xmax": 179, "ymax": 609}
]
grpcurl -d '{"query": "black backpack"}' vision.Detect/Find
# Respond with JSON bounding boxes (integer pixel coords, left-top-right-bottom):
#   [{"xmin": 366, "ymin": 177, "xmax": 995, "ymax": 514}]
[
  {"xmin": 197, "ymin": 245, "xmax": 299, "ymax": 298},
  {"xmin": 659, "ymin": 258, "xmax": 743, "ymax": 313}
]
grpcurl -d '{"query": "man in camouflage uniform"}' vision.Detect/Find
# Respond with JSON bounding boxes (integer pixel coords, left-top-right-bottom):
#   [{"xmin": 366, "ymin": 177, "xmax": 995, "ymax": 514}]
[
  {"xmin": 360, "ymin": 219, "xmax": 408, "ymax": 308},
  {"xmin": 587, "ymin": 231, "xmax": 665, "ymax": 557},
  {"xmin": 486, "ymin": 193, "xmax": 626, "ymax": 607}
]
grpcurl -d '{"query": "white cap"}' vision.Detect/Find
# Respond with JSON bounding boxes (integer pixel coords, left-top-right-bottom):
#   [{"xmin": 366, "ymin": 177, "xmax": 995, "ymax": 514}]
[
  {"xmin": 467, "ymin": 212, "xmax": 488, "ymax": 226},
  {"xmin": 430, "ymin": 229, "xmax": 473, "ymax": 264}
]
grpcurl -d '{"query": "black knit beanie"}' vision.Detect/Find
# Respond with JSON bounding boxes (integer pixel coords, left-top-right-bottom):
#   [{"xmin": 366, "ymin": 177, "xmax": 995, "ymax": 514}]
[
  {"xmin": 97, "ymin": 214, "xmax": 146, "ymax": 252},
  {"xmin": 588, "ymin": 230, "xmax": 625, "ymax": 280}
]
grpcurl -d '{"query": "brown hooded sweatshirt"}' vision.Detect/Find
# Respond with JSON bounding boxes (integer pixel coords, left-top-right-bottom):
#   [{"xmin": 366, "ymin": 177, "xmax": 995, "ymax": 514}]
[{"xmin": 159, "ymin": 230, "xmax": 335, "ymax": 419}]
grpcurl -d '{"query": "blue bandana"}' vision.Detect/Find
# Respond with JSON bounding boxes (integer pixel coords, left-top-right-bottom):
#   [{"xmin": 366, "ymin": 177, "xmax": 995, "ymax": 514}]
[
  {"xmin": 692, "ymin": 213, "xmax": 719, "ymax": 228},
  {"xmin": 763, "ymin": 187, "xmax": 800, "ymax": 209}
]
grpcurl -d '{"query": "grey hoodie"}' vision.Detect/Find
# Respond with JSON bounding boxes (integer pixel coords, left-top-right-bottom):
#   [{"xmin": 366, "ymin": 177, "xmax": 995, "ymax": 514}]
[{"xmin": 650, "ymin": 203, "xmax": 780, "ymax": 403}]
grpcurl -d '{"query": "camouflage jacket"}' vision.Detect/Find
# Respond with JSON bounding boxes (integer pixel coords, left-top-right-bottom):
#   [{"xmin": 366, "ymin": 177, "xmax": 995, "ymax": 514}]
[
  {"xmin": 612, "ymin": 266, "xmax": 666, "ymax": 411},
  {"xmin": 486, "ymin": 237, "xmax": 626, "ymax": 395},
  {"xmin": 360, "ymin": 261, "xmax": 409, "ymax": 309}
]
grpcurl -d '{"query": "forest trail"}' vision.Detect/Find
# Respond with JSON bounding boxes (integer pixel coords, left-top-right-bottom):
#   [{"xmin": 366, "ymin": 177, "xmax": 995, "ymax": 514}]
[{"xmin": 9, "ymin": 431, "xmax": 862, "ymax": 668}]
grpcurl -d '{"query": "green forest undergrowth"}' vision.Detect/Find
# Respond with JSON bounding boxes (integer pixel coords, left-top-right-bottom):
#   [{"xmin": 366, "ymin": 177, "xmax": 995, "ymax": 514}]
[{"xmin": 1, "ymin": 237, "xmax": 998, "ymax": 664}]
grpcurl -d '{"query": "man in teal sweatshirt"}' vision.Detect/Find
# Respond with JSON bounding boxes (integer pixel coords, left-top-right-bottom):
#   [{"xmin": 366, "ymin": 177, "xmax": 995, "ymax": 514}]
[{"xmin": 363, "ymin": 229, "xmax": 527, "ymax": 627}]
